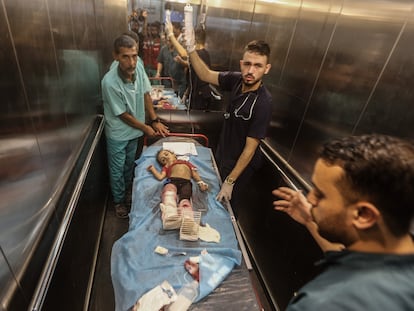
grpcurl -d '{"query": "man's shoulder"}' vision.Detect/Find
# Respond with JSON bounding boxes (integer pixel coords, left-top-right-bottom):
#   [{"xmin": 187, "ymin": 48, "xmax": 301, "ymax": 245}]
[
  {"xmin": 290, "ymin": 270, "xmax": 414, "ymax": 311},
  {"xmin": 258, "ymin": 84, "xmax": 272, "ymax": 102},
  {"xmin": 104, "ymin": 64, "xmax": 120, "ymax": 76},
  {"xmin": 102, "ymin": 67, "xmax": 120, "ymax": 87},
  {"xmin": 218, "ymin": 71, "xmax": 241, "ymax": 87},
  {"xmin": 158, "ymin": 46, "xmax": 170, "ymax": 58},
  {"xmin": 219, "ymin": 71, "xmax": 241, "ymax": 79}
]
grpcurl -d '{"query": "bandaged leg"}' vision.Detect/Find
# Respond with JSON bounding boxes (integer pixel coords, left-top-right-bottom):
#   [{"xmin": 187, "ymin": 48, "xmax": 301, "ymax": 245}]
[
  {"xmin": 161, "ymin": 184, "xmax": 182, "ymax": 230},
  {"xmin": 162, "ymin": 183, "xmax": 178, "ymax": 207},
  {"xmin": 180, "ymin": 210, "xmax": 201, "ymax": 241},
  {"xmin": 178, "ymin": 198, "xmax": 192, "ymax": 212}
]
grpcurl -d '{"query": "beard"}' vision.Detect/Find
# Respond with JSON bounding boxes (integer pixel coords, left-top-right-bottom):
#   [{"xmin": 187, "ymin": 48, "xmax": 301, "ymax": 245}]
[
  {"xmin": 311, "ymin": 208, "xmax": 353, "ymax": 246},
  {"xmin": 120, "ymin": 66, "xmax": 136, "ymax": 77},
  {"xmin": 318, "ymin": 225, "xmax": 346, "ymax": 245},
  {"xmin": 242, "ymin": 74, "xmax": 258, "ymax": 86}
]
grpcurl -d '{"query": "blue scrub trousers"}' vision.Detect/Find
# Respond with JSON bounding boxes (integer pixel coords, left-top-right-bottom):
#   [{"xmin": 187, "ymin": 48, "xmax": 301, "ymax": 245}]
[{"xmin": 106, "ymin": 137, "xmax": 139, "ymax": 204}]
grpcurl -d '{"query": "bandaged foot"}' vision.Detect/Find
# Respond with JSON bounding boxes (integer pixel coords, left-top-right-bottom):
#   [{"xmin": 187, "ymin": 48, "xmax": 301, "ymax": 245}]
[
  {"xmin": 179, "ymin": 210, "xmax": 201, "ymax": 241},
  {"xmin": 178, "ymin": 199, "xmax": 193, "ymax": 218},
  {"xmin": 178, "ymin": 199, "xmax": 192, "ymax": 211},
  {"xmin": 160, "ymin": 203, "xmax": 182, "ymax": 230},
  {"xmin": 198, "ymin": 223, "xmax": 221, "ymax": 243}
]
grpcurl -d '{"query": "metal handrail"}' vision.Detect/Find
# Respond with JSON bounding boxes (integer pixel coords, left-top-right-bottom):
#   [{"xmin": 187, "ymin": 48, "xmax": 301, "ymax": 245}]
[
  {"xmin": 260, "ymin": 140, "xmax": 311, "ymax": 192},
  {"xmin": 28, "ymin": 116, "xmax": 105, "ymax": 311}
]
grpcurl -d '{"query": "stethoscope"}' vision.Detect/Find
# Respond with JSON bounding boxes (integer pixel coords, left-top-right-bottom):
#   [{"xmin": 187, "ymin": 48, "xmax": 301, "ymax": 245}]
[{"xmin": 224, "ymin": 92, "xmax": 258, "ymax": 121}]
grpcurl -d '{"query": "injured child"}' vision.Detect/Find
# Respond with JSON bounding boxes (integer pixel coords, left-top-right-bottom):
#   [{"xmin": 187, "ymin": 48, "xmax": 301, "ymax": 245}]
[
  {"xmin": 147, "ymin": 149, "xmax": 219, "ymax": 242},
  {"xmin": 111, "ymin": 141, "xmax": 245, "ymax": 311}
]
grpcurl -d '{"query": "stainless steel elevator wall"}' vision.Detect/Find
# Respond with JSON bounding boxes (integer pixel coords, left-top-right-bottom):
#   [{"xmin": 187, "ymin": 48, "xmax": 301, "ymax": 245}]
[
  {"xmin": 134, "ymin": 0, "xmax": 414, "ymax": 179},
  {"xmin": 0, "ymin": 0, "xmax": 127, "ymax": 308},
  {"xmin": 2, "ymin": 0, "xmax": 414, "ymax": 309}
]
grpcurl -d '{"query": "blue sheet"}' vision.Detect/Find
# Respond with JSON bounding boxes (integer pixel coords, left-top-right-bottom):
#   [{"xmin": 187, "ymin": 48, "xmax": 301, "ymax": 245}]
[{"xmin": 111, "ymin": 144, "xmax": 242, "ymax": 311}]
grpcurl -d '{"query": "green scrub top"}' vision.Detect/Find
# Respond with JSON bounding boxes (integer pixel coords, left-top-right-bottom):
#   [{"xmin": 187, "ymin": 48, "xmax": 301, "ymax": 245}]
[{"xmin": 102, "ymin": 60, "xmax": 151, "ymax": 141}]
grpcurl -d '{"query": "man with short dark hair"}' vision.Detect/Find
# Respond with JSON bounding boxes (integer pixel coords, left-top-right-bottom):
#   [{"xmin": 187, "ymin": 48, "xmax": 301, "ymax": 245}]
[
  {"xmin": 183, "ymin": 27, "xmax": 273, "ymax": 211},
  {"xmin": 273, "ymin": 134, "xmax": 414, "ymax": 310},
  {"xmin": 143, "ymin": 22, "xmax": 162, "ymax": 78}
]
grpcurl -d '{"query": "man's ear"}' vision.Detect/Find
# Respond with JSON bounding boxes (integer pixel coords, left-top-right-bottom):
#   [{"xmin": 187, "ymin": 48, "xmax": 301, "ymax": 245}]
[
  {"xmin": 352, "ymin": 202, "xmax": 380, "ymax": 229},
  {"xmin": 113, "ymin": 51, "xmax": 118, "ymax": 61},
  {"xmin": 264, "ymin": 63, "xmax": 271, "ymax": 75}
]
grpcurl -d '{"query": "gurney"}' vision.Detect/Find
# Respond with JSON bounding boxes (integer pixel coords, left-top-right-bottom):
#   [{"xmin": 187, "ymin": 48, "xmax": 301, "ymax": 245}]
[
  {"xmin": 149, "ymin": 77, "xmax": 187, "ymax": 110},
  {"xmin": 111, "ymin": 134, "xmax": 262, "ymax": 311}
]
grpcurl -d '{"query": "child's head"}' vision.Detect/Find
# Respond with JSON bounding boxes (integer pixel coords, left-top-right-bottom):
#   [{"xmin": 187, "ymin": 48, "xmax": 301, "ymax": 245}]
[{"xmin": 156, "ymin": 149, "xmax": 176, "ymax": 166}]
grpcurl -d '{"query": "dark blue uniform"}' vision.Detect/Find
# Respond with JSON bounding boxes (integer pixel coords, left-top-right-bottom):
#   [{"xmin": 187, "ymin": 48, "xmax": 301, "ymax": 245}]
[
  {"xmin": 287, "ymin": 250, "xmax": 414, "ymax": 310},
  {"xmin": 216, "ymin": 71, "xmax": 272, "ymax": 208}
]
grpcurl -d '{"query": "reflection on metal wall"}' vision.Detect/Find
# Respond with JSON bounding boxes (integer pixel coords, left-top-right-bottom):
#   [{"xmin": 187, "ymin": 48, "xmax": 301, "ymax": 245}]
[
  {"xmin": 2, "ymin": 0, "xmax": 414, "ymax": 308},
  {"xmin": 135, "ymin": 0, "xmax": 414, "ymax": 181},
  {"xmin": 131, "ymin": 0, "xmax": 414, "ymax": 166},
  {"xmin": 190, "ymin": 2, "xmax": 414, "ymax": 309},
  {"xmin": 0, "ymin": 0, "xmax": 126, "ymax": 308},
  {"xmin": 190, "ymin": 0, "xmax": 414, "ymax": 181}
]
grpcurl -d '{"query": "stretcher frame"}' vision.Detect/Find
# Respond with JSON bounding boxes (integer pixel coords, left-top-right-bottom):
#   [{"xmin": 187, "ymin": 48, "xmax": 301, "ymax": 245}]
[
  {"xmin": 148, "ymin": 133, "xmax": 251, "ymax": 269},
  {"xmin": 113, "ymin": 133, "xmax": 264, "ymax": 310}
]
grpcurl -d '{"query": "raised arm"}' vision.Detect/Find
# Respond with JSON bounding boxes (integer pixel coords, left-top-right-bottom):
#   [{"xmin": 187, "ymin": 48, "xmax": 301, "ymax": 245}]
[
  {"xmin": 273, "ymin": 187, "xmax": 345, "ymax": 252},
  {"xmin": 187, "ymin": 49, "xmax": 219, "ymax": 85},
  {"xmin": 165, "ymin": 21, "xmax": 187, "ymax": 58},
  {"xmin": 165, "ymin": 20, "xmax": 219, "ymax": 85}
]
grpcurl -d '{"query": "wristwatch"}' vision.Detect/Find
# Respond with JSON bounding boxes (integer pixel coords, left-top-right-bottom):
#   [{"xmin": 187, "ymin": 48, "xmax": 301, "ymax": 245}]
[
  {"xmin": 150, "ymin": 118, "xmax": 160, "ymax": 125},
  {"xmin": 224, "ymin": 176, "xmax": 235, "ymax": 185}
]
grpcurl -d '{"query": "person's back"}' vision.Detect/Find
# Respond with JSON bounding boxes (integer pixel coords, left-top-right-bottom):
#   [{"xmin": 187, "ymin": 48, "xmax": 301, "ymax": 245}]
[
  {"xmin": 142, "ymin": 22, "xmax": 162, "ymax": 77},
  {"xmin": 168, "ymin": 22, "xmax": 187, "ymax": 97},
  {"xmin": 288, "ymin": 250, "xmax": 414, "ymax": 310},
  {"xmin": 156, "ymin": 38, "xmax": 175, "ymax": 88},
  {"xmin": 187, "ymin": 28, "xmax": 212, "ymax": 110}
]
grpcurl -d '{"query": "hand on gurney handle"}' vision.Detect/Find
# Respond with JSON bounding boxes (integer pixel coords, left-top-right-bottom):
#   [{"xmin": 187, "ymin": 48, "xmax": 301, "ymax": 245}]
[
  {"xmin": 150, "ymin": 118, "xmax": 169, "ymax": 137},
  {"xmin": 142, "ymin": 124, "xmax": 158, "ymax": 138}
]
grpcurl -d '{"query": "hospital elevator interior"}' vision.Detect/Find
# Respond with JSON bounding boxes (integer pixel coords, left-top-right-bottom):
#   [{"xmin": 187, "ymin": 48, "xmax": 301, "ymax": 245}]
[{"xmin": 1, "ymin": 0, "xmax": 414, "ymax": 310}]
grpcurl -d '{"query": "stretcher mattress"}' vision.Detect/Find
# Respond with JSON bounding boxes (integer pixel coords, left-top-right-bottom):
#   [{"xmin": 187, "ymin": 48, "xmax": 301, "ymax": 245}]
[{"xmin": 111, "ymin": 138, "xmax": 260, "ymax": 311}]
